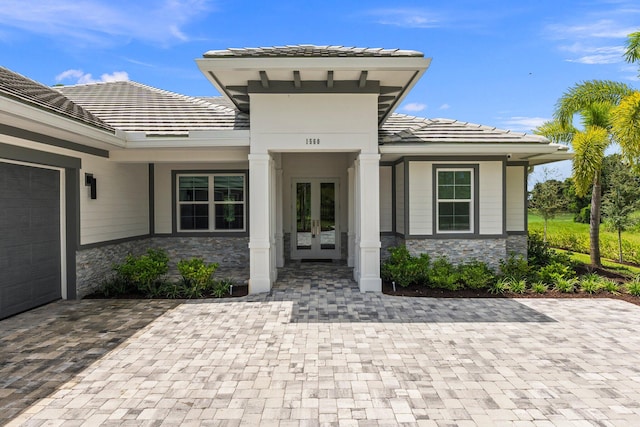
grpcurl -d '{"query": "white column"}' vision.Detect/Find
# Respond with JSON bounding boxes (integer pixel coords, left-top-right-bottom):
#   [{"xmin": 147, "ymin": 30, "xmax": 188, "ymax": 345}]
[
  {"xmin": 357, "ymin": 153, "xmax": 382, "ymax": 292},
  {"xmin": 347, "ymin": 166, "xmax": 355, "ymax": 268},
  {"xmin": 269, "ymin": 156, "xmax": 277, "ymax": 282},
  {"xmin": 353, "ymin": 159, "xmax": 360, "ymax": 282},
  {"xmin": 248, "ymin": 153, "xmax": 272, "ymax": 293},
  {"xmin": 275, "ymin": 156, "xmax": 284, "ymax": 268}
]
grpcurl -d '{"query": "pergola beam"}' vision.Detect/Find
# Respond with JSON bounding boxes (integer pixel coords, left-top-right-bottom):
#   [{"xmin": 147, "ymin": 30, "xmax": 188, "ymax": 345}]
[{"xmin": 259, "ymin": 70, "xmax": 269, "ymax": 89}]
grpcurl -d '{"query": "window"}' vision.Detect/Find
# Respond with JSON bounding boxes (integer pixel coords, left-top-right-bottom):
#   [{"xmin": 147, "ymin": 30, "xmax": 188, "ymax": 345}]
[
  {"xmin": 436, "ymin": 169, "xmax": 473, "ymax": 232},
  {"xmin": 177, "ymin": 174, "xmax": 245, "ymax": 232}
]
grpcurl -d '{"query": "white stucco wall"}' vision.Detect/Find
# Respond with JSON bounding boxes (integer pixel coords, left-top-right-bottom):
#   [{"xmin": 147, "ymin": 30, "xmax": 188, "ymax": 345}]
[
  {"xmin": 506, "ymin": 165, "xmax": 526, "ymax": 232},
  {"xmin": 249, "ymin": 94, "xmax": 379, "ymax": 154},
  {"xmin": 395, "ymin": 162, "xmax": 405, "ymax": 235},
  {"xmin": 379, "ymin": 166, "xmax": 393, "ymax": 233}
]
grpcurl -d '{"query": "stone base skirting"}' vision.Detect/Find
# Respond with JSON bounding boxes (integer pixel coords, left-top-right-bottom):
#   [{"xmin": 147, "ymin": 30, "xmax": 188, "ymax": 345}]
[
  {"xmin": 381, "ymin": 234, "xmax": 528, "ymax": 271},
  {"xmin": 75, "ymin": 236, "xmax": 249, "ymax": 298}
]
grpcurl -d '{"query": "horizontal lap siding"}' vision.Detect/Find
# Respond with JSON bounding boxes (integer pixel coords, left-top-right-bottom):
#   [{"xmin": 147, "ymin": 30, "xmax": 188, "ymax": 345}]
[
  {"xmin": 408, "ymin": 161, "xmax": 431, "ymax": 235},
  {"xmin": 80, "ymin": 157, "xmax": 149, "ymax": 245},
  {"xmin": 379, "ymin": 166, "xmax": 393, "ymax": 233},
  {"xmin": 479, "ymin": 161, "xmax": 503, "ymax": 235},
  {"xmin": 506, "ymin": 166, "xmax": 526, "ymax": 232}
]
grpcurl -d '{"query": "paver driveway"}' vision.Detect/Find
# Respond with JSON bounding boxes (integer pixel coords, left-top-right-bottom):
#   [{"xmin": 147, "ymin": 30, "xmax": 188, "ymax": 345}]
[{"xmin": 2, "ymin": 263, "xmax": 640, "ymax": 426}]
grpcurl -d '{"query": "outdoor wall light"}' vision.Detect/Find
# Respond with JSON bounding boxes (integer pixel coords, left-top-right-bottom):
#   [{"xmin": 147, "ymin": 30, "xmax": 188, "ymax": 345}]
[{"xmin": 85, "ymin": 173, "xmax": 97, "ymax": 199}]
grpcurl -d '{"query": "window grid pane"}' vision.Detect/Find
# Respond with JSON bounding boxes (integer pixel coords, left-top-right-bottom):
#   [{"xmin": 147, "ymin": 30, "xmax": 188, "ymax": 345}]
[
  {"xmin": 437, "ymin": 169, "xmax": 472, "ymax": 232},
  {"xmin": 178, "ymin": 174, "xmax": 245, "ymax": 232}
]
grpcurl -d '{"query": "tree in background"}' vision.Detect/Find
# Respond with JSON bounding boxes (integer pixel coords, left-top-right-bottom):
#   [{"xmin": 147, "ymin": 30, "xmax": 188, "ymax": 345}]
[
  {"xmin": 529, "ymin": 169, "xmax": 566, "ymax": 242},
  {"xmin": 602, "ymin": 158, "xmax": 640, "ymax": 262}
]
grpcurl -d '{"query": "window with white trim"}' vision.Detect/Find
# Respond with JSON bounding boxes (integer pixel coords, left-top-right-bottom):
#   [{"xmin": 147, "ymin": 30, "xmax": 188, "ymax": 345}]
[
  {"xmin": 436, "ymin": 169, "xmax": 473, "ymax": 232},
  {"xmin": 177, "ymin": 174, "xmax": 245, "ymax": 232}
]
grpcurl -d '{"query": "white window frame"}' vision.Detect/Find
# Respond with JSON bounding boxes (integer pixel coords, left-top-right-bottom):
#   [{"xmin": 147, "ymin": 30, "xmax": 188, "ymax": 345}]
[
  {"xmin": 176, "ymin": 173, "xmax": 246, "ymax": 232},
  {"xmin": 436, "ymin": 168, "xmax": 474, "ymax": 234}
]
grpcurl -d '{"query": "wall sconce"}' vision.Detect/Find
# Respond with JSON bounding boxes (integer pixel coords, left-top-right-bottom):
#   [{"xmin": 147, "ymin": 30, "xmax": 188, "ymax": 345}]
[{"xmin": 85, "ymin": 173, "xmax": 97, "ymax": 199}]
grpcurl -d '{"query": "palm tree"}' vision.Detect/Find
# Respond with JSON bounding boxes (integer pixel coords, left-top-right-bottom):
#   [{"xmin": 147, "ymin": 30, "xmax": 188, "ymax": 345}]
[
  {"xmin": 535, "ymin": 82, "xmax": 634, "ymax": 268},
  {"xmin": 535, "ymin": 31, "xmax": 640, "ymax": 268}
]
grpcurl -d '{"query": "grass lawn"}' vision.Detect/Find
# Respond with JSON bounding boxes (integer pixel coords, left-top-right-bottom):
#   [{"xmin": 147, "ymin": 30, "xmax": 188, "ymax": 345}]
[
  {"xmin": 528, "ymin": 211, "xmax": 640, "ymax": 265},
  {"xmin": 555, "ymin": 249, "xmax": 640, "ymax": 277}
]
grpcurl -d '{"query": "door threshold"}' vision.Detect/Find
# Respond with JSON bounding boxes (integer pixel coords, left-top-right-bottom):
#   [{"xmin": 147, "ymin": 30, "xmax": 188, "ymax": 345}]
[{"xmin": 300, "ymin": 259, "xmax": 334, "ymax": 263}]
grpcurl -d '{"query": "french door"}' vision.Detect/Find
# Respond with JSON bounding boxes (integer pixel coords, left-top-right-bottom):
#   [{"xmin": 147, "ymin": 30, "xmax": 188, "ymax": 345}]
[{"xmin": 292, "ymin": 178, "xmax": 340, "ymax": 259}]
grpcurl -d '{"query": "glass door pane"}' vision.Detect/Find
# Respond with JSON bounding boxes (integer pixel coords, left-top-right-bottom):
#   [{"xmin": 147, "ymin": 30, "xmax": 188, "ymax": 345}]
[
  {"xmin": 320, "ymin": 182, "xmax": 336, "ymax": 250},
  {"xmin": 296, "ymin": 182, "xmax": 311, "ymax": 250}
]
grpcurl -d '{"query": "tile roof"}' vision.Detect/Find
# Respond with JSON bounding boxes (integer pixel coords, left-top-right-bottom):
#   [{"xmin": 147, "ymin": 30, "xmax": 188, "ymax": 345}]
[
  {"xmin": 204, "ymin": 44, "xmax": 424, "ymax": 58},
  {"xmin": 0, "ymin": 67, "xmax": 115, "ymax": 133},
  {"xmin": 56, "ymin": 81, "xmax": 249, "ymax": 134},
  {"xmin": 380, "ymin": 114, "xmax": 550, "ymax": 144}
]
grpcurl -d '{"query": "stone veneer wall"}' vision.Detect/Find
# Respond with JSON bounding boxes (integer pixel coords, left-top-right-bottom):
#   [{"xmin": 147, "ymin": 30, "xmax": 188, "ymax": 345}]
[
  {"xmin": 404, "ymin": 238, "xmax": 508, "ymax": 271},
  {"xmin": 380, "ymin": 234, "xmax": 399, "ymax": 261},
  {"xmin": 75, "ymin": 238, "xmax": 150, "ymax": 298},
  {"xmin": 506, "ymin": 234, "xmax": 528, "ymax": 259},
  {"xmin": 75, "ymin": 236, "xmax": 249, "ymax": 298}
]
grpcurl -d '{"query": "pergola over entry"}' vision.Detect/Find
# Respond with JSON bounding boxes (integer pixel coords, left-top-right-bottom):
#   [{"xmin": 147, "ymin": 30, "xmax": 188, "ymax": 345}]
[{"xmin": 197, "ymin": 45, "xmax": 431, "ymax": 125}]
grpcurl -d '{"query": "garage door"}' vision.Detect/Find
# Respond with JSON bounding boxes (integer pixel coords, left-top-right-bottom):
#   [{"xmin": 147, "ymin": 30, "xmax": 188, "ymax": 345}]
[{"xmin": 0, "ymin": 162, "xmax": 61, "ymax": 319}]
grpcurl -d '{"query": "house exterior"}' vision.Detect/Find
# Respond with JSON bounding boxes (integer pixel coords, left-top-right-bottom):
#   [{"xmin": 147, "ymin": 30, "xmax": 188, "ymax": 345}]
[{"xmin": 0, "ymin": 45, "xmax": 570, "ymax": 319}]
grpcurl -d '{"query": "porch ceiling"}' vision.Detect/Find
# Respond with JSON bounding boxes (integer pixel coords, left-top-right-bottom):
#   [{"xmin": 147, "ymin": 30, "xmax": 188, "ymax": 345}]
[{"xmin": 196, "ymin": 45, "xmax": 432, "ymax": 125}]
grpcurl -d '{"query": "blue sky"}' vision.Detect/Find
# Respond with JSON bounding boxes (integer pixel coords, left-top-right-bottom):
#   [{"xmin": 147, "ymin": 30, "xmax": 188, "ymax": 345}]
[{"xmin": 1, "ymin": 0, "xmax": 638, "ymax": 181}]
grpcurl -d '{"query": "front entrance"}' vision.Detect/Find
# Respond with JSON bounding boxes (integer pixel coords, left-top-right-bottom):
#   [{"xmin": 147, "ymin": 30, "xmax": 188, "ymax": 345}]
[{"xmin": 291, "ymin": 178, "xmax": 340, "ymax": 260}]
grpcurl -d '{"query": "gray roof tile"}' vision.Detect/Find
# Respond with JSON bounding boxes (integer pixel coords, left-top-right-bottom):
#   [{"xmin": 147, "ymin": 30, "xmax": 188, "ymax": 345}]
[
  {"xmin": 380, "ymin": 114, "xmax": 549, "ymax": 144},
  {"xmin": 56, "ymin": 82, "xmax": 249, "ymax": 134},
  {"xmin": 0, "ymin": 67, "xmax": 115, "ymax": 133},
  {"xmin": 204, "ymin": 44, "xmax": 424, "ymax": 58}
]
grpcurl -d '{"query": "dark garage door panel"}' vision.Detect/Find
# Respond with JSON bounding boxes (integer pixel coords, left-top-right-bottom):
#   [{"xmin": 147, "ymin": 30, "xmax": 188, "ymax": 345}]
[{"xmin": 0, "ymin": 162, "xmax": 61, "ymax": 319}]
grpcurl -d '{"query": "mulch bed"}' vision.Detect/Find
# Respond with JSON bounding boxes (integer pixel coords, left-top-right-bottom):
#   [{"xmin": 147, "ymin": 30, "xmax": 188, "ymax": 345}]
[
  {"xmin": 382, "ymin": 281, "xmax": 640, "ymax": 307},
  {"xmin": 85, "ymin": 284, "xmax": 249, "ymax": 300}
]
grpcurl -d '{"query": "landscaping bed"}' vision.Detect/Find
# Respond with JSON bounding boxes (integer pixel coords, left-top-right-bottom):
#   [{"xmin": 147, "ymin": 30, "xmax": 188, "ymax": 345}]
[{"xmin": 382, "ymin": 281, "xmax": 640, "ymax": 306}]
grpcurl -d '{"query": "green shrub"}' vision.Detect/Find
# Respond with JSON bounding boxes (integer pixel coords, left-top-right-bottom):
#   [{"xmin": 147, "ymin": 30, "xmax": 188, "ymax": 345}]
[
  {"xmin": 531, "ymin": 282, "xmax": 548, "ymax": 294},
  {"xmin": 113, "ymin": 249, "xmax": 169, "ymax": 296},
  {"xmin": 178, "ymin": 258, "xmax": 218, "ymax": 288},
  {"xmin": 626, "ymin": 276, "xmax": 640, "ymax": 296},
  {"xmin": 488, "ymin": 278, "xmax": 509, "ymax": 294},
  {"xmin": 157, "ymin": 282, "xmax": 184, "ymax": 299},
  {"xmin": 553, "ymin": 277, "xmax": 577, "ymax": 293},
  {"xmin": 579, "ymin": 274, "xmax": 601, "ymax": 294},
  {"xmin": 599, "ymin": 279, "xmax": 620, "ymax": 295},
  {"xmin": 574, "ymin": 205, "xmax": 591, "ymax": 224},
  {"xmin": 100, "ymin": 276, "xmax": 134, "ymax": 297},
  {"xmin": 211, "ymin": 278, "xmax": 233, "ymax": 298},
  {"xmin": 499, "ymin": 254, "xmax": 530, "ymax": 281},
  {"xmin": 507, "ymin": 278, "xmax": 527, "ymax": 294},
  {"xmin": 381, "ymin": 246, "xmax": 430, "ymax": 288},
  {"xmin": 527, "ymin": 231, "xmax": 555, "ymax": 267},
  {"xmin": 428, "ymin": 257, "xmax": 460, "ymax": 290},
  {"xmin": 457, "ymin": 261, "xmax": 495, "ymax": 290},
  {"xmin": 537, "ymin": 262, "xmax": 572, "ymax": 284}
]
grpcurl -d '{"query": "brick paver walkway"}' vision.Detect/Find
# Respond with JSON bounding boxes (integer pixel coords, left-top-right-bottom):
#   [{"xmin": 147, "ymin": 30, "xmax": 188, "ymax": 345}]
[{"xmin": 2, "ymin": 263, "xmax": 640, "ymax": 426}]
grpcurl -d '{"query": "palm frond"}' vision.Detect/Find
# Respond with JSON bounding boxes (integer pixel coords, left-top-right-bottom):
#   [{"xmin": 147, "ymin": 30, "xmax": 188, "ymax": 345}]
[
  {"xmin": 554, "ymin": 80, "xmax": 635, "ymax": 128},
  {"xmin": 580, "ymin": 102, "xmax": 613, "ymax": 129},
  {"xmin": 533, "ymin": 120, "xmax": 575, "ymax": 145},
  {"xmin": 624, "ymin": 31, "xmax": 640, "ymax": 65},
  {"xmin": 612, "ymin": 91, "xmax": 640, "ymax": 165},
  {"xmin": 571, "ymin": 127, "xmax": 609, "ymax": 197}
]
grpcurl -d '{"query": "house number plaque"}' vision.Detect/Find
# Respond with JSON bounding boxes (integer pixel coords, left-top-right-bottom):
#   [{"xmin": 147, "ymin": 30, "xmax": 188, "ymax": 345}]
[{"xmin": 305, "ymin": 138, "xmax": 320, "ymax": 145}]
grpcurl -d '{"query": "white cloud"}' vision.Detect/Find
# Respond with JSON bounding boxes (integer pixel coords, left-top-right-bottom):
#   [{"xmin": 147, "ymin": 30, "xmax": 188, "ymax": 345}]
[
  {"xmin": 56, "ymin": 69, "xmax": 129, "ymax": 84},
  {"xmin": 439, "ymin": 103, "xmax": 450, "ymax": 110},
  {"xmin": 0, "ymin": 0, "xmax": 214, "ymax": 47},
  {"xmin": 366, "ymin": 8, "xmax": 442, "ymax": 28},
  {"xmin": 499, "ymin": 116, "xmax": 549, "ymax": 132},
  {"xmin": 402, "ymin": 102, "xmax": 427, "ymax": 112},
  {"xmin": 544, "ymin": 5, "xmax": 640, "ymax": 66}
]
